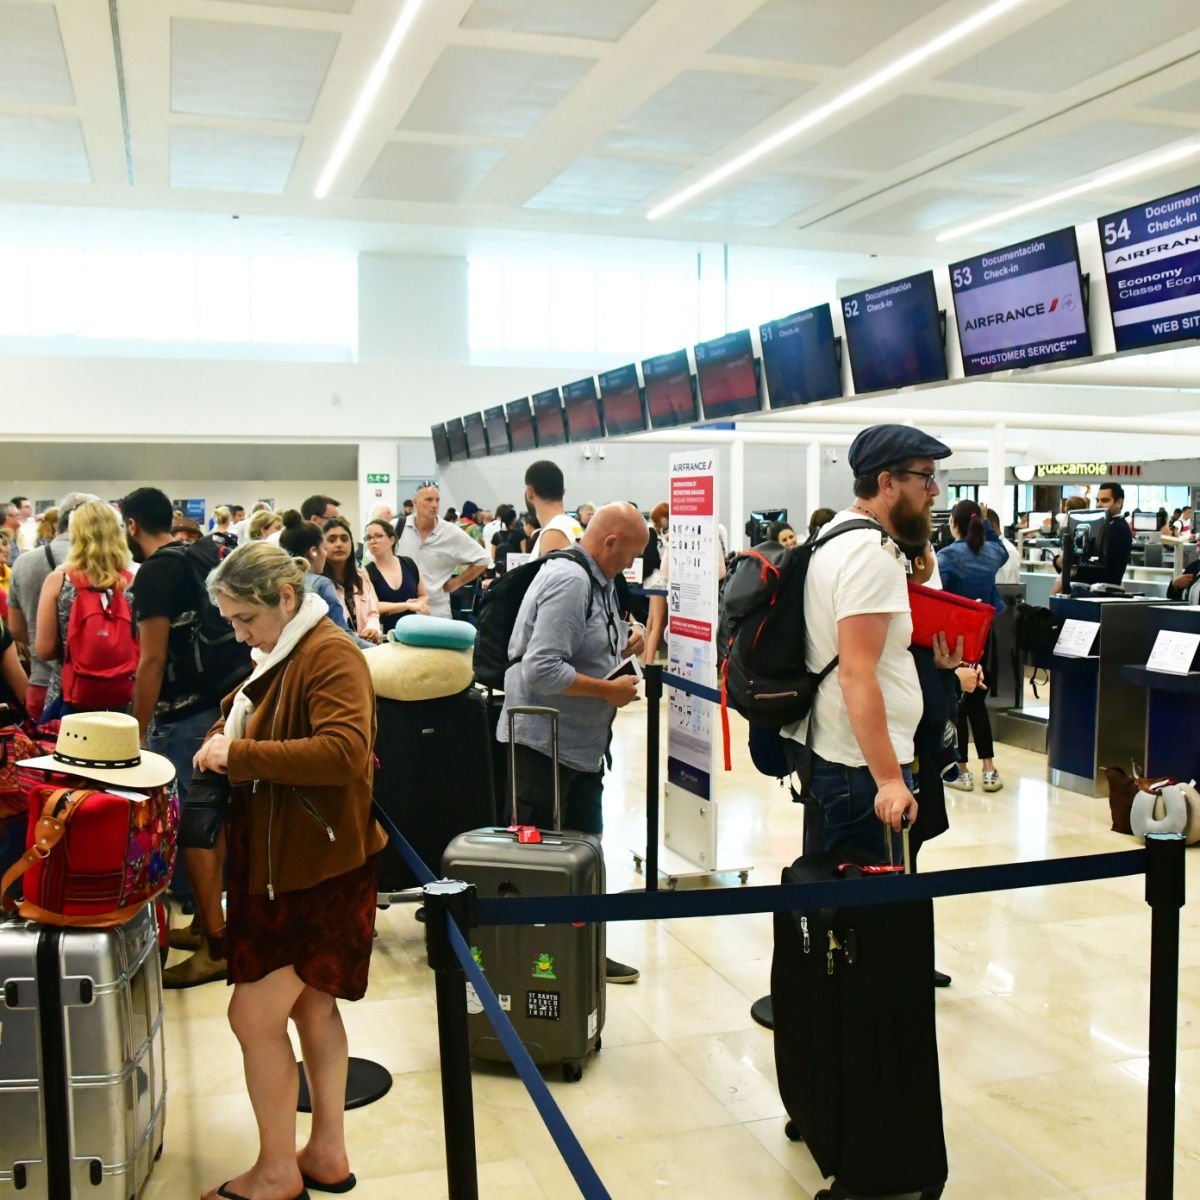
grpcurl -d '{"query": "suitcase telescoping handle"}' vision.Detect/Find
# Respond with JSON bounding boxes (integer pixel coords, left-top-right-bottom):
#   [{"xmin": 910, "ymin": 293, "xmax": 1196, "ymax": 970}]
[
  {"xmin": 884, "ymin": 812, "xmax": 912, "ymax": 874},
  {"xmin": 507, "ymin": 705, "xmax": 561, "ymax": 831}
]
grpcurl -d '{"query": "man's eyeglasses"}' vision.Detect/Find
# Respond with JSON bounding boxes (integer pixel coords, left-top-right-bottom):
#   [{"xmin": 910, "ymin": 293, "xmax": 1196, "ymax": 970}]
[{"xmin": 890, "ymin": 469, "xmax": 937, "ymax": 492}]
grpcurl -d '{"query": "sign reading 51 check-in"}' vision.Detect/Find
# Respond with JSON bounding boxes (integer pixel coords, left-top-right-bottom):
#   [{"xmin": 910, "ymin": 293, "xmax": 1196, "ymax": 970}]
[{"xmin": 1099, "ymin": 184, "xmax": 1200, "ymax": 352}]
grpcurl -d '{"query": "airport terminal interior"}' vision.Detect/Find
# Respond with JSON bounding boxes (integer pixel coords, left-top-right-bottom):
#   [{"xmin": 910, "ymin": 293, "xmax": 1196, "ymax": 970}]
[{"xmin": 6, "ymin": 0, "xmax": 1200, "ymax": 1196}]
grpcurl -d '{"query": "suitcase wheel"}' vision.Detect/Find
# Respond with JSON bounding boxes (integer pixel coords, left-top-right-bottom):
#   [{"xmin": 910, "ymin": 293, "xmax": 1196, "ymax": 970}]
[
  {"xmin": 783, "ymin": 1120, "xmax": 803, "ymax": 1143},
  {"xmin": 595, "ymin": 1036, "xmax": 602, "ymax": 1053},
  {"xmin": 562, "ymin": 1061, "xmax": 584, "ymax": 1083}
]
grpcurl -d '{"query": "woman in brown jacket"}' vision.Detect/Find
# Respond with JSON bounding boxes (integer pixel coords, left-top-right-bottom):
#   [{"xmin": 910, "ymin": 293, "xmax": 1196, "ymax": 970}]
[{"xmin": 193, "ymin": 542, "xmax": 386, "ymax": 1200}]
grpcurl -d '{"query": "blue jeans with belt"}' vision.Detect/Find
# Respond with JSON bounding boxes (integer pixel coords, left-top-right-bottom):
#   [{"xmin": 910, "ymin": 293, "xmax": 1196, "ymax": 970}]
[{"xmin": 808, "ymin": 750, "xmax": 915, "ymax": 860}]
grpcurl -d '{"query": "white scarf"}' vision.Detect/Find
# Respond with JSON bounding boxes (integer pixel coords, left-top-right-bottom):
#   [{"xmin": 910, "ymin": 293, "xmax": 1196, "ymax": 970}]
[{"xmin": 223, "ymin": 592, "xmax": 327, "ymax": 741}]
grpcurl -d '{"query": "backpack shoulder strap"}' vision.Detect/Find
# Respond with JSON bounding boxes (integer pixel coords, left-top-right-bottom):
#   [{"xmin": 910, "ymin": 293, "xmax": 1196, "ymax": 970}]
[
  {"xmin": 43, "ymin": 544, "xmax": 55, "ymax": 570},
  {"xmin": 545, "ymin": 546, "xmax": 601, "ymax": 618},
  {"xmin": 811, "ymin": 517, "xmax": 885, "ymax": 548}
]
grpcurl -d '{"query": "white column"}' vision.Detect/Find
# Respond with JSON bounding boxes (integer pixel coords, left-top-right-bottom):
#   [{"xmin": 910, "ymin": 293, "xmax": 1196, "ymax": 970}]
[
  {"xmin": 730, "ymin": 438, "xmax": 745, "ymax": 551},
  {"xmin": 357, "ymin": 439, "xmax": 400, "ymax": 533},
  {"xmin": 806, "ymin": 441, "xmax": 822, "ymax": 523},
  {"xmin": 987, "ymin": 423, "xmax": 1009, "ymax": 524}
]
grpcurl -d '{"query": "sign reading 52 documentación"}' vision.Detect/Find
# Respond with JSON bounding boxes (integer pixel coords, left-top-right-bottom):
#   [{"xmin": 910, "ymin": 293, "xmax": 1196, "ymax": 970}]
[
  {"xmin": 950, "ymin": 227, "xmax": 1091, "ymax": 375},
  {"xmin": 1099, "ymin": 184, "xmax": 1200, "ymax": 351}
]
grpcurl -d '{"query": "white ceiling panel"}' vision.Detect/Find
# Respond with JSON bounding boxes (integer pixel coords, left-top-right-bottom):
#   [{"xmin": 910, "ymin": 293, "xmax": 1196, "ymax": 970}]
[
  {"xmin": 829, "ymin": 187, "xmax": 1012, "ymax": 237},
  {"xmin": 1142, "ymin": 78, "xmax": 1200, "ymax": 115},
  {"xmin": 938, "ymin": 0, "xmax": 1200, "ymax": 93},
  {"xmin": 170, "ymin": 19, "xmax": 339, "ymax": 122},
  {"xmin": 957, "ymin": 118, "xmax": 1189, "ymax": 188},
  {"xmin": 460, "ymin": 0, "xmax": 655, "ymax": 42},
  {"xmin": 357, "ymin": 141, "xmax": 508, "ymax": 203},
  {"xmin": 0, "ymin": 1, "xmax": 73, "ymax": 105},
  {"xmin": 685, "ymin": 172, "xmax": 844, "ymax": 226},
  {"xmin": 222, "ymin": 0, "xmax": 355, "ymax": 10},
  {"xmin": 714, "ymin": 0, "xmax": 948, "ymax": 67},
  {"xmin": 524, "ymin": 155, "xmax": 685, "ymax": 215},
  {"xmin": 604, "ymin": 70, "xmax": 812, "ymax": 157},
  {"xmin": 396, "ymin": 45, "xmax": 594, "ymax": 140},
  {"xmin": 170, "ymin": 127, "xmax": 301, "ymax": 193},
  {"xmin": 793, "ymin": 94, "xmax": 1017, "ymax": 174},
  {"xmin": 0, "ymin": 115, "xmax": 88, "ymax": 183}
]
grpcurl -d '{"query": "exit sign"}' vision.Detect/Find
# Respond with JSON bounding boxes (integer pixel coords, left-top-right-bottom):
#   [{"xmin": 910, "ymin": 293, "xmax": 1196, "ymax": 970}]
[{"xmin": 365, "ymin": 473, "xmax": 390, "ymax": 484}]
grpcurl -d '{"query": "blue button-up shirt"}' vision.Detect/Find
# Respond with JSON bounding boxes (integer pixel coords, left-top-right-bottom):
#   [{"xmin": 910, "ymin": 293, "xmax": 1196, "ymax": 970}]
[{"xmin": 937, "ymin": 525, "xmax": 1008, "ymax": 613}]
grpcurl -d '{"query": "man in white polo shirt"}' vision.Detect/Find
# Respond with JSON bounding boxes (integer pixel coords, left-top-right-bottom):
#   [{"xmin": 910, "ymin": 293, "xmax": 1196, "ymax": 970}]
[{"xmin": 397, "ymin": 481, "xmax": 488, "ymax": 619}]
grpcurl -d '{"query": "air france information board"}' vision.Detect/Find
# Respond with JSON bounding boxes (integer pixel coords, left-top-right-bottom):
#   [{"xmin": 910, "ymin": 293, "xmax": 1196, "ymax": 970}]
[
  {"xmin": 1099, "ymin": 185, "xmax": 1200, "ymax": 351},
  {"xmin": 950, "ymin": 227, "xmax": 1091, "ymax": 375},
  {"xmin": 664, "ymin": 453, "xmax": 719, "ymax": 869}
]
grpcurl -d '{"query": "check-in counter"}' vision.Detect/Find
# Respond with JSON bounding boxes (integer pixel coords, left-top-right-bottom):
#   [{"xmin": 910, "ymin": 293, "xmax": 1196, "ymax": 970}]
[
  {"xmin": 1120, "ymin": 605, "xmax": 1200, "ymax": 782},
  {"xmin": 1047, "ymin": 595, "xmax": 1168, "ymax": 795}
]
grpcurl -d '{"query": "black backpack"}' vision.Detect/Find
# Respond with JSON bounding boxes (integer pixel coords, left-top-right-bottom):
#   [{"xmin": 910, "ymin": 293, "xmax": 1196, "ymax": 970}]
[
  {"xmin": 473, "ymin": 547, "xmax": 602, "ymax": 690},
  {"xmin": 718, "ymin": 519, "xmax": 883, "ymax": 734},
  {"xmin": 157, "ymin": 541, "xmax": 252, "ymax": 715}
]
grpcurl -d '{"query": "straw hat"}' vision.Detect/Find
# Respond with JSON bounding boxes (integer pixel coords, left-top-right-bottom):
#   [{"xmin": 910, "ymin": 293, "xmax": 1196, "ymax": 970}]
[{"xmin": 19, "ymin": 712, "xmax": 176, "ymax": 789}]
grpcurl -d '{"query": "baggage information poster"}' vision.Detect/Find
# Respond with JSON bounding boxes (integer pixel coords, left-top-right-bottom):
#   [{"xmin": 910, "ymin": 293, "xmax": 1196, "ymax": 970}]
[{"xmin": 664, "ymin": 452, "xmax": 719, "ymax": 869}]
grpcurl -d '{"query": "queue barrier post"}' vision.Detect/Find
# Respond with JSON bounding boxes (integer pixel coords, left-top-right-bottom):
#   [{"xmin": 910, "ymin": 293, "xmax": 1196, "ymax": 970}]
[
  {"xmin": 423, "ymin": 878, "xmax": 481, "ymax": 1200},
  {"xmin": 644, "ymin": 663, "xmax": 663, "ymax": 892},
  {"xmin": 1144, "ymin": 832, "xmax": 1186, "ymax": 1200}
]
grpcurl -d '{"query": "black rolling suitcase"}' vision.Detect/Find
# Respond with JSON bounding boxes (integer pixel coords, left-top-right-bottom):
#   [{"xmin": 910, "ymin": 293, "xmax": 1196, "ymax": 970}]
[
  {"xmin": 373, "ymin": 688, "xmax": 496, "ymax": 892},
  {"xmin": 771, "ymin": 824, "xmax": 946, "ymax": 1200}
]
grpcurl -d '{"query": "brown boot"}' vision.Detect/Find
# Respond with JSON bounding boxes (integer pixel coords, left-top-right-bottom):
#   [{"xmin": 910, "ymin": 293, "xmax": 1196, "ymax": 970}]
[
  {"xmin": 162, "ymin": 934, "xmax": 227, "ymax": 989},
  {"xmin": 167, "ymin": 923, "xmax": 204, "ymax": 951}
]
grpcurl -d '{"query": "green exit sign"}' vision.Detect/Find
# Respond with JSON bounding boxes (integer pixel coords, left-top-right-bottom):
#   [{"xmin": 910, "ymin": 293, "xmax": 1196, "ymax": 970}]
[{"xmin": 366, "ymin": 473, "xmax": 390, "ymax": 484}]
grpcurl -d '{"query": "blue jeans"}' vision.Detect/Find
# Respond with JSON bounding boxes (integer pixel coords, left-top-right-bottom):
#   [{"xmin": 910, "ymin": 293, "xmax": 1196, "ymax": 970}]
[
  {"xmin": 808, "ymin": 751, "xmax": 914, "ymax": 861},
  {"xmin": 148, "ymin": 705, "xmax": 222, "ymax": 900}
]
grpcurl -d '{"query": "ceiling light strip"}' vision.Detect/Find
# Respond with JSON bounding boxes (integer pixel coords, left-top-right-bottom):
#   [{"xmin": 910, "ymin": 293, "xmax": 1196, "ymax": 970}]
[
  {"xmin": 108, "ymin": 0, "xmax": 134, "ymax": 186},
  {"xmin": 935, "ymin": 141, "xmax": 1200, "ymax": 240},
  {"xmin": 646, "ymin": 0, "xmax": 1030, "ymax": 221},
  {"xmin": 315, "ymin": 0, "xmax": 424, "ymax": 200}
]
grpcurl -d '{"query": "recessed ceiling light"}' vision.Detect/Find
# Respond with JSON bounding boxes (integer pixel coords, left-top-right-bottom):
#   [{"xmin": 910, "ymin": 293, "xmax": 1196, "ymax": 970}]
[
  {"xmin": 646, "ymin": 0, "xmax": 1031, "ymax": 221},
  {"xmin": 935, "ymin": 141, "xmax": 1200, "ymax": 241},
  {"xmin": 315, "ymin": 0, "xmax": 425, "ymax": 200}
]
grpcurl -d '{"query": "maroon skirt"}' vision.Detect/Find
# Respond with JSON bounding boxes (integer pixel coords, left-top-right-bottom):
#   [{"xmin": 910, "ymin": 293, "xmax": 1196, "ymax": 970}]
[{"xmin": 225, "ymin": 817, "xmax": 379, "ymax": 1001}]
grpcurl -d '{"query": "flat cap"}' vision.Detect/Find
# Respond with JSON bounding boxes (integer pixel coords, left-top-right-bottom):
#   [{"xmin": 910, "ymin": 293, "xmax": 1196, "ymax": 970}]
[{"xmin": 848, "ymin": 424, "xmax": 951, "ymax": 478}]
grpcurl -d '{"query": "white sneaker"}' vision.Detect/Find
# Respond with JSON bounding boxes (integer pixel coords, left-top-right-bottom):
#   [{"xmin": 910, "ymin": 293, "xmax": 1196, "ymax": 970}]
[
  {"xmin": 982, "ymin": 770, "xmax": 1003, "ymax": 792},
  {"xmin": 947, "ymin": 770, "xmax": 974, "ymax": 792}
]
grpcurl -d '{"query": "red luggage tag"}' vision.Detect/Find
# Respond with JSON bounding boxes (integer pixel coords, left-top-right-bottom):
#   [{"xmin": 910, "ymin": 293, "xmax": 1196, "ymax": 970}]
[
  {"xmin": 838, "ymin": 862, "xmax": 903, "ymax": 876},
  {"xmin": 507, "ymin": 825, "xmax": 542, "ymax": 844}
]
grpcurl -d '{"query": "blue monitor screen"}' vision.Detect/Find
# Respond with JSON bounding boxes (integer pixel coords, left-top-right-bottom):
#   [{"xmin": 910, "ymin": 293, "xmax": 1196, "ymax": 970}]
[
  {"xmin": 842, "ymin": 271, "xmax": 947, "ymax": 394},
  {"xmin": 484, "ymin": 405, "xmax": 509, "ymax": 454},
  {"xmin": 464, "ymin": 412, "xmax": 488, "ymax": 458},
  {"xmin": 507, "ymin": 398, "xmax": 536, "ymax": 452},
  {"xmin": 532, "ymin": 388, "xmax": 566, "ymax": 447},
  {"xmin": 1099, "ymin": 185, "xmax": 1200, "ymax": 351},
  {"xmin": 598, "ymin": 363, "xmax": 646, "ymax": 435},
  {"xmin": 695, "ymin": 329, "xmax": 761, "ymax": 420},
  {"xmin": 951, "ymin": 226, "xmax": 1091, "ymax": 375},
  {"xmin": 563, "ymin": 377, "xmax": 603, "ymax": 441},
  {"xmin": 759, "ymin": 304, "xmax": 842, "ymax": 408},
  {"xmin": 431, "ymin": 423, "xmax": 450, "ymax": 464},
  {"xmin": 446, "ymin": 417, "xmax": 468, "ymax": 462},
  {"xmin": 642, "ymin": 349, "xmax": 698, "ymax": 429}
]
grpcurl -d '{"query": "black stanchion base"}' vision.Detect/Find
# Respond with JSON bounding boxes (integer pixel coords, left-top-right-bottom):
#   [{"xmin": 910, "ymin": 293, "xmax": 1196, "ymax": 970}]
[
  {"xmin": 297, "ymin": 1057, "xmax": 393, "ymax": 1112},
  {"xmin": 750, "ymin": 995, "xmax": 774, "ymax": 1031}
]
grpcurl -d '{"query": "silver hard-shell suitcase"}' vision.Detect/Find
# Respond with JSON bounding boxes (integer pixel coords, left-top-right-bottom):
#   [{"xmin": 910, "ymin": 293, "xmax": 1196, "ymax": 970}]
[
  {"xmin": 442, "ymin": 706, "xmax": 605, "ymax": 1082},
  {"xmin": 0, "ymin": 903, "xmax": 167, "ymax": 1198}
]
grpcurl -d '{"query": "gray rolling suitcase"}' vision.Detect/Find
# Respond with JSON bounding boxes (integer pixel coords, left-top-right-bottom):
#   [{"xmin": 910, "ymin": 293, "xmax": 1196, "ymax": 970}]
[
  {"xmin": 442, "ymin": 706, "xmax": 605, "ymax": 1082},
  {"xmin": 0, "ymin": 903, "xmax": 167, "ymax": 1198}
]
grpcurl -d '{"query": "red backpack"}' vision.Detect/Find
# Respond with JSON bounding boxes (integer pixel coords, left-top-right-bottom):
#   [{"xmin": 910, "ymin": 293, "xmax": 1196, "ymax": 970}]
[{"xmin": 61, "ymin": 571, "xmax": 139, "ymax": 711}]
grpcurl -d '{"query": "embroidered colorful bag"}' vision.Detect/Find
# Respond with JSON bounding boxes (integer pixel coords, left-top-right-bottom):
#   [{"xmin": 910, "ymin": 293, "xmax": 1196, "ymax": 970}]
[{"xmin": 0, "ymin": 711, "xmax": 56, "ymax": 818}]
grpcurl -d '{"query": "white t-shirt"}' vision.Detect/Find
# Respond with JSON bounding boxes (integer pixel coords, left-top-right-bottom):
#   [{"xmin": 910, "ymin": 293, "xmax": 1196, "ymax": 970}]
[
  {"xmin": 532, "ymin": 513, "xmax": 583, "ymax": 557},
  {"xmin": 784, "ymin": 510, "xmax": 922, "ymax": 768},
  {"xmin": 996, "ymin": 536, "xmax": 1022, "ymax": 585}
]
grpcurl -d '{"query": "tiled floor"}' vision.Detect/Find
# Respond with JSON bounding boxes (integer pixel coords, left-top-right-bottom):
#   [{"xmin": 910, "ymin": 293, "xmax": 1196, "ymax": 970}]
[{"xmin": 147, "ymin": 701, "xmax": 1198, "ymax": 1199}]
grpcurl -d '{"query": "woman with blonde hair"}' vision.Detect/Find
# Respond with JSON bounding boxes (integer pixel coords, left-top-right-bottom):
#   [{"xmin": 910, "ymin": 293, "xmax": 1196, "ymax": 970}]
[
  {"xmin": 36, "ymin": 508, "xmax": 58, "ymax": 547},
  {"xmin": 642, "ymin": 501, "xmax": 669, "ymax": 668},
  {"xmin": 249, "ymin": 509, "xmax": 282, "ymax": 541},
  {"xmin": 211, "ymin": 505, "xmax": 238, "ymax": 552},
  {"xmin": 35, "ymin": 500, "xmax": 136, "ymax": 717},
  {"xmin": 193, "ymin": 541, "xmax": 385, "ymax": 1200}
]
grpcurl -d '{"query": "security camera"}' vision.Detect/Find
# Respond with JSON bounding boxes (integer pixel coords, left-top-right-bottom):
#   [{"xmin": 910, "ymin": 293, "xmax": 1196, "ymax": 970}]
[
  {"xmin": 583, "ymin": 446, "xmax": 592, "ymax": 460},
  {"xmin": 598, "ymin": 445, "xmax": 606, "ymax": 460},
  {"xmin": 828, "ymin": 449, "xmax": 838, "ymax": 464}
]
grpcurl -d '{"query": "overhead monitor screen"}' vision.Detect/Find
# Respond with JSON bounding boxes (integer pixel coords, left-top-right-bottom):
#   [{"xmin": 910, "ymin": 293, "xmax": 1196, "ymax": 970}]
[
  {"xmin": 532, "ymin": 388, "xmax": 567, "ymax": 447},
  {"xmin": 841, "ymin": 271, "xmax": 947, "ymax": 394},
  {"xmin": 484, "ymin": 405, "xmax": 510, "ymax": 455},
  {"xmin": 563, "ymin": 377, "xmax": 603, "ymax": 441},
  {"xmin": 598, "ymin": 363, "xmax": 646, "ymax": 436},
  {"xmin": 950, "ymin": 226, "xmax": 1091, "ymax": 376},
  {"xmin": 694, "ymin": 329, "xmax": 761, "ymax": 420},
  {"xmin": 1099, "ymin": 184, "xmax": 1200, "ymax": 351},
  {"xmin": 431, "ymin": 423, "xmax": 450, "ymax": 464},
  {"xmin": 759, "ymin": 304, "xmax": 842, "ymax": 408},
  {"xmin": 506, "ymin": 398, "xmax": 536, "ymax": 452},
  {"xmin": 445, "ymin": 417, "xmax": 468, "ymax": 462},
  {"xmin": 642, "ymin": 349, "xmax": 698, "ymax": 429},
  {"xmin": 464, "ymin": 412, "xmax": 488, "ymax": 458}
]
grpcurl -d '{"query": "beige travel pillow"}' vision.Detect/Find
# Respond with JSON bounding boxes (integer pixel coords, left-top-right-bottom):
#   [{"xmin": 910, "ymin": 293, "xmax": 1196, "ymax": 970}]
[{"xmin": 364, "ymin": 640, "xmax": 474, "ymax": 701}]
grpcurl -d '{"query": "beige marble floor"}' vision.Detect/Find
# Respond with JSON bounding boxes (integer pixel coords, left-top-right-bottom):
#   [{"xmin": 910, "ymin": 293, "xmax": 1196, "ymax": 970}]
[{"xmin": 146, "ymin": 702, "xmax": 1197, "ymax": 1199}]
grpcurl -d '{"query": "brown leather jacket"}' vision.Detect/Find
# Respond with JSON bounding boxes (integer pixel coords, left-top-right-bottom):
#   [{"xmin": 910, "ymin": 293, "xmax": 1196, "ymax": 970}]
[{"xmin": 211, "ymin": 618, "xmax": 386, "ymax": 898}]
